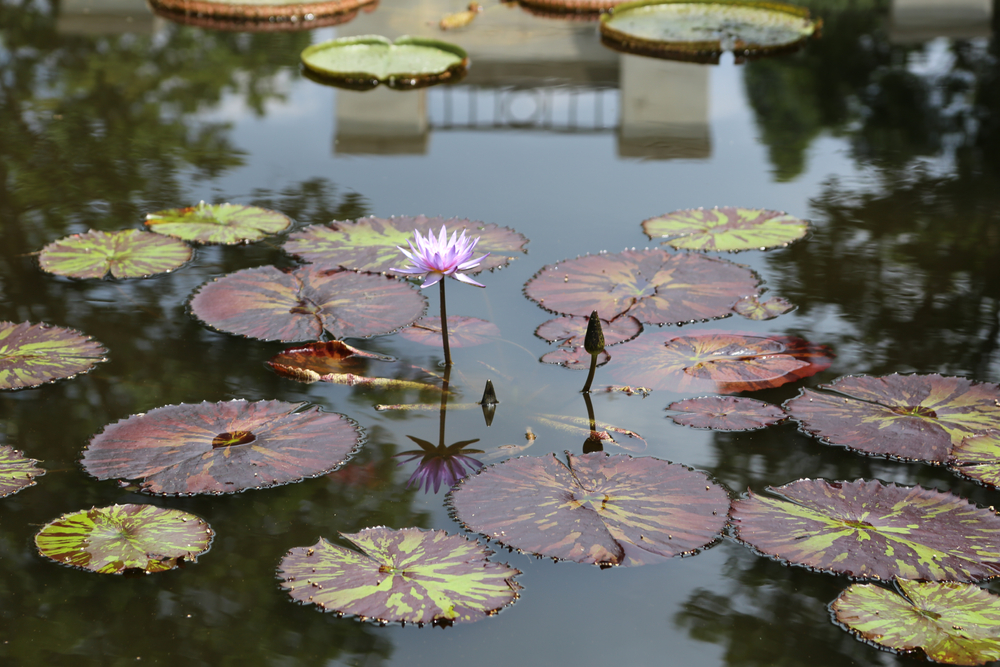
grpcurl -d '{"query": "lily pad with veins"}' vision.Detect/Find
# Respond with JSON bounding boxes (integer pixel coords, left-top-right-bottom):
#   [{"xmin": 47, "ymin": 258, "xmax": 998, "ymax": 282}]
[
  {"xmin": 609, "ymin": 329, "xmax": 832, "ymax": 393},
  {"xmin": 38, "ymin": 229, "xmax": 192, "ymax": 279},
  {"xmin": 524, "ymin": 249, "xmax": 760, "ymax": 324},
  {"xmin": 730, "ymin": 478, "xmax": 1000, "ymax": 582},
  {"xmin": 145, "ymin": 202, "xmax": 292, "ymax": 245},
  {"xmin": 283, "ymin": 215, "xmax": 527, "ymax": 275},
  {"xmin": 0, "ymin": 445, "xmax": 44, "ymax": 498},
  {"xmin": 35, "ymin": 504, "xmax": 213, "ymax": 574},
  {"xmin": 642, "ymin": 207, "xmax": 809, "ymax": 252},
  {"xmin": 832, "ymin": 578, "xmax": 1000, "ymax": 665},
  {"xmin": 81, "ymin": 399, "xmax": 363, "ymax": 495},
  {"xmin": 449, "ymin": 451, "xmax": 729, "ymax": 566},
  {"xmin": 189, "ymin": 265, "xmax": 426, "ymax": 342},
  {"xmin": 301, "ymin": 36, "xmax": 469, "ymax": 89},
  {"xmin": 732, "ymin": 295, "xmax": 795, "ymax": 320},
  {"xmin": 540, "ymin": 347, "xmax": 611, "ymax": 369},
  {"xmin": 535, "ymin": 315, "xmax": 643, "ymax": 347},
  {"xmin": 278, "ymin": 527, "xmax": 520, "ymax": 625},
  {"xmin": 400, "ymin": 317, "xmax": 500, "ymax": 348},
  {"xmin": 784, "ymin": 374, "xmax": 1000, "ymax": 464},
  {"xmin": 667, "ymin": 396, "xmax": 786, "ymax": 431},
  {"xmin": 0, "ymin": 321, "xmax": 107, "ymax": 390},
  {"xmin": 949, "ymin": 431, "xmax": 1000, "ymax": 489}
]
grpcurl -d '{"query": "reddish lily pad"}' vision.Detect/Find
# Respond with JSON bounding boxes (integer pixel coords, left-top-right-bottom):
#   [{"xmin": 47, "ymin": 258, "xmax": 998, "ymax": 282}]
[
  {"xmin": 0, "ymin": 445, "xmax": 44, "ymax": 498},
  {"xmin": 400, "ymin": 317, "xmax": 500, "ymax": 348},
  {"xmin": 0, "ymin": 321, "xmax": 107, "ymax": 390},
  {"xmin": 540, "ymin": 347, "xmax": 611, "ymax": 369},
  {"xmin": 35, "ymin": 504, "xmax": 213, "ymax": 574},
  {"xmin": 38, "ymin": 229, "xmax": 192, "ymax": 279},
  {"xmin": 189, "ymin": 265, "xmax": 426, "ymax": 342},
  {"xmin": 641, "ymin": 207, "xmax": 809, "ymax": 252},
  {"xmin": 81, "ymin": 399, "xmax": 363, "ymax": 495},
  {"xmin": 732, "ymin": 295, "xmax": 795, "ymax": 320},
  {"xmin": 268, "ymin": 341, "xmax": 443, "ymax": 391},
  {"xmin": 282, "ymin": 215, "xmax": 528, "ymax": 274},
  {"xmin": 278, "ymin": 527, "xmax": 520, "ymax": 625},
  {"xmin": 948, "ymin": 432, "xmax": 1000, "ymax": 489},
  {"xmin": 730, "ymin": 478, "xmax": 1000, "ymax": 582},
  {"xmin": 523, "ymin": 249, "xmax": 759, "ymax": 324},
  {"xmin": 535, "ymin": 315, "xmax": 643, "ymax": 347},
  {"xmin": 667, "ymin": 396, "xmax": 786, "ymax": 431},
  {"xmin": 784, "ymin": 374, "xmax": 1000, "ymax": 464},
  {"xmin": 832, "ymin": 578, "xmax": 1000, "ymax": 665},
  {"xmin": 145, "ymin": 202, "xmax": 292, "ymax": 245},
  {"xmin": 610, "ymin": 330, "xmax": 832, "ymax": 393},
  {"xmin": 449, "ymin": 452, "xmax": 729, "ymax": 566}
]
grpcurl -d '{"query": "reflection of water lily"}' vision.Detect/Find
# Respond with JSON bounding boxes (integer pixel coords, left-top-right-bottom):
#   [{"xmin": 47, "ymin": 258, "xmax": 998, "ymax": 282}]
[
  {"xmin": 392, "ymin": 226, "xmax": 489, "ymax": 289},
  {"xmin": 395, "ymin": 436, "xmax": 485, "ymax": 493}
]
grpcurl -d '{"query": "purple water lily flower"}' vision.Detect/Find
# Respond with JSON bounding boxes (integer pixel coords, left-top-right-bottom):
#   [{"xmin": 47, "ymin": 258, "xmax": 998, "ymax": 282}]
[{"xmin": 392, "ymin": 226, "xmax": 489, "ymax": 289}]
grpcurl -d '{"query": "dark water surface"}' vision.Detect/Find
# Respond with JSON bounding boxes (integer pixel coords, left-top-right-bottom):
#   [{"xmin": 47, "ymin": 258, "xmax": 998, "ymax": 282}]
[{"xmin": 2, "ymin": 0, "xmax": 1000, "ymax": 664}]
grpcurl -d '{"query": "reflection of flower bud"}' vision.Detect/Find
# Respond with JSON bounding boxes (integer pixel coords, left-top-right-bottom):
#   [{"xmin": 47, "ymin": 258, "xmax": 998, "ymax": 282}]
[{"xmin": 584, "ymin": 310, "xmax": 605, "ymax": 355}]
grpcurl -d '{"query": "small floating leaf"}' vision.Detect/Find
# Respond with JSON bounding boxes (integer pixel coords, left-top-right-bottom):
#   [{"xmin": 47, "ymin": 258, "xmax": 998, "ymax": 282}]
[
  {"xmin": 35, "ymin": 504, "xmax": 213, "ymax": 574},
  {"xmin": 610, "ymin": 330, "xmax": 832, "ymax": 393},
  {"xmin": 540, "ymin": 347, "xmax": 611, "ymax": 369},
  {"xmin": 189, "ymin": 265, "xmax": 426, "ymax": 342},
  {"xmin": 38, "ymin": 229, "xmax": 191, "ymax": 279},
  {"xmin": 400, "ymin": 317, "xmax": 500, "ymax": 348},
  {"xmin": 450, "ymin": 452, "xmax": 728, "ymax": 566},
  {"xmin": 0, "ymin": 321, "xmax": 107, "ymax": 390},
  {"xmin": 524, "ymin": 249, "xmax": 760, "ymax": 324},
  {"xmin": 784, "ymin": 374, "xmax": 1000, "ymax": 464},
  {"xmin": 301, "ymin": 35, "xmax": 468, "ymax": 89},
  {"xmin": 667, "ymin": 396, "xmax": 786, "ymax": 431},
  {"xmin": 440, "ymin": 2, "xmax": 482, "ymax": 29},
  {"xmin": 642, "ymin": 207, "xmax": 809, "ymax": 252},
  {"xmin": 0, "ymin": 445, "xmax": 44, "ymax": 498},
  {"xmin": 283, "ymin": 215, "xmax": 527, "ymax": 275},
  {"xmin": 268, "ymin": 341, "xmax": 443, "ymax": 391},
  {"xmin": 535, "ymin": 315, "xmax": 642, "ymax": 348},
  {"xmin": 278, "ymin": 527, "xmax": 520, "ymax": 625},
  {"xmin": 145, "ymin": 202, "xmax": 291, "ymax": 245},
  {"xmin": 82, "ymin": 399, "xmax": 363, "ymax": 495},
  {"xmin": 600, "ymin": 0, "xmax": 820, "ymax": 61},
  {"xmin": 730, "ymin": 478, "xmax": 1000, "ymax": 582},
  {"xmin": 832, "ymin": 578, "xmax": 1000, "ymax": 665},
  {"xmin": 732, "ymin": 295, "xmax": 795, "ymax": 320}
]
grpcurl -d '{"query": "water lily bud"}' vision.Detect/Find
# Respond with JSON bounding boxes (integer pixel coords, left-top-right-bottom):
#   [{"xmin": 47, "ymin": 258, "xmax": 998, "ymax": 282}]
[{"xmin": 584, "ymin": 311, "xmax": 605, "ymax": 355}]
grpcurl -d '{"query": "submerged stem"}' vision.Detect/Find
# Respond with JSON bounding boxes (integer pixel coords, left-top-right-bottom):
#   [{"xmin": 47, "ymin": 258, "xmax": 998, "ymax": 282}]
[{"xmin": 439, "ymin": 279, "xmax": 452, "ymax": 366}]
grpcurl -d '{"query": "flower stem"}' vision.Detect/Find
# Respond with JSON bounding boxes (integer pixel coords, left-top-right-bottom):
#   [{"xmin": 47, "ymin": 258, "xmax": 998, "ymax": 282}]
[
  {"xmin": 439, "ymin": 279, "xmax": 453, "ymax": 366},
  {"xmin": 582, "ymin": 353, "xmax": 598, "ymax": 393}
]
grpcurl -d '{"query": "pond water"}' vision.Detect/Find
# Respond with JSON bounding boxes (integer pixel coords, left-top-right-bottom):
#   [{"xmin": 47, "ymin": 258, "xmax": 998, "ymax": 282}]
[{"xmin": 2, "ymin": 0, "xmax": 1000, "ymax": 664}]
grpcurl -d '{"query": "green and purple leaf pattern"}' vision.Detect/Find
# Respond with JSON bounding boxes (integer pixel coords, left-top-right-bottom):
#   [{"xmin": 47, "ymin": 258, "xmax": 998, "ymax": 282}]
[
  {"xmin": 641, "ymin": 207, "xmax": 809, "ymax": 252},
  {"xmin": 524, "ymin": 249, "xmax": 760, "ymax": 324},
  {"xmin": 189, "ymin": 265, "xmax": 426, "ymax": 342},
  {"xmin": 400, "ymin": 317, "xmax": 500, "ymax": 348},
  {"xmin": 667, "ymin": 396, "xmax": 786, "ymax": 431},
  {"xmin": 278, "ymin": 527, "xmax": 520, "ymax": 625},
  {"xmin": 609, "ymin": 330, "xmax": 832, "ymax": 393},
  {"xmin": 832, "ymin": 578, "xmax": 1000, "ymax": 665},
  {"xmin": 38, "ymin": 229, "xmax": 192, "ymax": 279},
  {"xmin": 949, "ymin": 431, "xmax": 1000, "ymax": 489},
  {"xmin": 0, "ymin": 321, "xmax": 107, "ymax": 390},
  {"xmin": 730, "ymin": 478, "xmax": 1000, "ymax": 581},
  {"xmin": 732, "ymin": 295, "xmax": 795, "ymax": 320},
  {"xmin": 282, "ymin": 215, "xmax": 528, "ymax": 274},
  {"xmin": 450, "ymin": 452, "xmax": 729, "ymax": 566},
  {"xmin": 81, "ymin": 399, "xmax": 363, "ymax": 495},
  {"xmin": 784, "ymin": 374, "xmax": 1000, "ymax": 464},
  {"xmin": 0, "ymin": 445, "xmax": 44, "ymax": 497},
  {"xmin": 35, "ymin": 504, "xmax": 213, "ymax": 574},
  {"xmin": 145, "ymin": 202, "xmax": 292, "ymax": 245}
]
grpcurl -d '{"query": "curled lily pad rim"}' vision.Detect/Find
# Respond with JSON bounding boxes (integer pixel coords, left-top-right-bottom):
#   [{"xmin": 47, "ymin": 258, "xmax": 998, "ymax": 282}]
[
  {"xmin": 301, "ymin": 35, "xmax": 469, "ymax": 89},
  {"xmin": 147, "ymin": 0, "xmax": 375, "ymax": 21}
]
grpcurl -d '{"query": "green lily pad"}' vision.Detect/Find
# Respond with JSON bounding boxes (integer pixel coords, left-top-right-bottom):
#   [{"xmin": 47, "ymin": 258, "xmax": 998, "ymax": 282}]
[
  {"xmin": 730, "ymin": 478, "xmax": 1000, "ymax": 582},
  {"xmin": 145, "ymin": 202, "xmax": 292, "ymax": 245},
  {"xmin": 35, "ymin": 504, "xmax": 213, "ymax": 574},
  {"xmin": 301, "ymin": 36, "xmax": 468, "ymax": 89},
  {"xmin": 732, "ymin": 295, "xmax": 795, "ymax": 320},
  {"xmin": 0, "ymin": 321, "xmax": 107, "ymax": 390},
  {"xmin": 400, "ymin": 317, "xmax": 501, "ymax": 348},
  {"xmin": 189, "ymin": 265, "xmax": 426, "ymax": 342},
  {"xmin": 268, "ymin": 341, "xmax": 444, "ymax": 391},
  {"xmin": 524, "ymin": 249, "xmax": 760, "ymax": 324},
  {"xmin": 600, "ymin": 0, "xmax": 820, "ymax": 61},
  {"xmin": 642, "ymin": 207, "xmax": 809, "ymax": 252},
  {"xmin": 82, "ymin": 399, "xmax": 363, "ymax": 495},
  {"xmin": 282, "ymin": 215, "xmax": 527, "ymax": 275},
  {"xmin": 948, "ymin": 431, "xmax": 1000, "ymax": 489},
  {"xmin": 784, "ymin": 374, "xmax": 1000, "ymax": 464},
  {"xmin": 450, "ymin": 451, "xmax": 729, "ymax": 566},
  {"xmin": 38, "ymin": 229, "xmax": 192, "ymax": 279},
  {"xmin": 667, "ymin": 396, "xmax": 786, "ymax": 430},
  {"xmin": 278, "ymin": 527, "xmax": 520, "ymax": 625},
  {"xmin": 610, "ymin": 329, "xmax": 832, "ymax": 393},
  {"xmin": 832, "ymin": 578, "xmax": 1000, "ymax": 665},
  {"xmin": 0, "ymin": 445, "xmax": 44, "ymax": 498}
]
